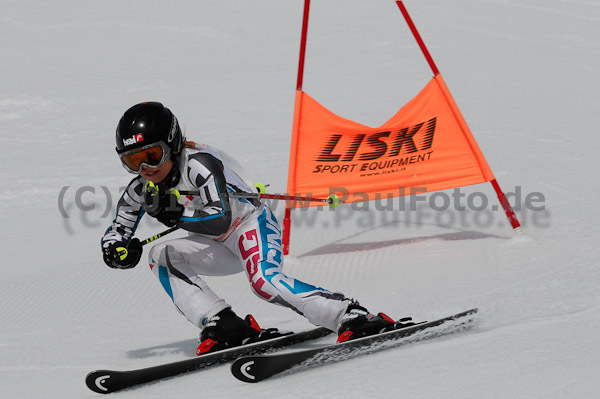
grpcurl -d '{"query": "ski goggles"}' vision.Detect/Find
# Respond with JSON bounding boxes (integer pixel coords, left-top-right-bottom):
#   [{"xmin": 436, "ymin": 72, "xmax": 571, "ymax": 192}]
[{"xmin": 119, "ymin": 141, "xmax": 170, "ymax": 174}]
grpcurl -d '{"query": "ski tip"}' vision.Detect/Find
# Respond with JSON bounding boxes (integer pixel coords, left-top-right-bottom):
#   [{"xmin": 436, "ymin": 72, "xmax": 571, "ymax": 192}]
[
  {"xmin": 231, "ymin": 358, "xmax": 260, "ymax": 383},
  {"xmin": 85, "ymin": 370, "xmax": 114, "ymax": 394}
]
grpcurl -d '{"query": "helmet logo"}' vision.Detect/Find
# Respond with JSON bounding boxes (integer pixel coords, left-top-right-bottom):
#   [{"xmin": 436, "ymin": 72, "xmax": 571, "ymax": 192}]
[
  {"xmin": 123, "ymin": 133, "xmax": 145, "ymax": 146},
  {"xmin": 168, "ymin": 117, "xmax": 178, "ymax": 143}
]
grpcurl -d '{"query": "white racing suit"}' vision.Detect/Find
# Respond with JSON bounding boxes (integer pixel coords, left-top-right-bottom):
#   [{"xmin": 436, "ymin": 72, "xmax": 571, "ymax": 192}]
[{"xmin": 102, "ymin": 144, "xmax": 350, "ymax": 331}]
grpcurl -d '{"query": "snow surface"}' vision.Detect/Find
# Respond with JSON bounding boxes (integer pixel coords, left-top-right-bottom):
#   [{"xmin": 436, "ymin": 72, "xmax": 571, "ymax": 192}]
[{"xmin": 2, "ymin": 0, "xmax": 599, "ymax": 398}]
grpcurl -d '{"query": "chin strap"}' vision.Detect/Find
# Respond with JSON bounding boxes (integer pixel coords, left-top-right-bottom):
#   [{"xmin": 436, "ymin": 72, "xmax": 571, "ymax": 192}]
[{"xmin": 161, "ymin": 156, "xmax": 181, "ymax": 187}]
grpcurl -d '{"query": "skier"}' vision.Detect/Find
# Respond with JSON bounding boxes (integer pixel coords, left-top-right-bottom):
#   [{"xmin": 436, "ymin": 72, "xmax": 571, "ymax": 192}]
[{"xmin": 101, "ymin": 102, "xmax": 407, "ymax": 354}]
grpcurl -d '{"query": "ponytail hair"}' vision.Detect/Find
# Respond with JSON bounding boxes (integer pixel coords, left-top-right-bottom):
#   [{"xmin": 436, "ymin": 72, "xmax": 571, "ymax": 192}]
[{"xmin": 184, "ymin": 140, "xmax": 197, "ymax": 149}]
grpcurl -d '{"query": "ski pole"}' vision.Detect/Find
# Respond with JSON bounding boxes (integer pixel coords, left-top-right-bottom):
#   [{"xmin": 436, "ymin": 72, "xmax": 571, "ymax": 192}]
[
  {"xmin": 176, "ymin": 190, "xmax": 343, "ymax": 209},
  {"xmin": 114, "ymin": 226, "xmax": 179, "ymax": 260},
  {"xmin": 140, "ymin": 226, "xmax": 179, "ymax": 246}
]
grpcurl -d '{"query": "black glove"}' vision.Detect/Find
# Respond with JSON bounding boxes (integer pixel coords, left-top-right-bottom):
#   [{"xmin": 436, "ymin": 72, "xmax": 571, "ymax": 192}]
[
  {"xmin": 144, "ymin": 181, "xmax": 184, "ymax": 227},
  {"xmin": 103, "ymin": 238, "xmax": 143, "ymax": 269}
]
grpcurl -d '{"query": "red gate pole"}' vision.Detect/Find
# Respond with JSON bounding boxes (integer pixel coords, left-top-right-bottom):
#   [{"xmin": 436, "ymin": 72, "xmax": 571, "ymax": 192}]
[
  {"xmin": 296, "ymin": 0, "xmax": 311, "ymax": 91},
  {"xmin": 491, "ymin": 179, "xmax": 522, "ymax": 233},
  {"xmin": 396, "ymin": 1, "xmax": 521, "ymax": 233},
  {"xmin": 283, "ymin": 0, "xmax": 312, "ymax": 255},
  {"xmin": 396, "ymin": 1, "xmax": 439, "ymax": 76}
]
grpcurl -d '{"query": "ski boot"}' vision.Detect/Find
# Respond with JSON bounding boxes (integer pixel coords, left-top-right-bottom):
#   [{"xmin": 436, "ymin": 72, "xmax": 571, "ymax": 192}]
[
  {"xmin": 196, "ymin": 308, "xmax": 284, "ymax": 355},
  {"xmin": 336, "ymin": 302, "xmax": 416, "ymax": 343}
]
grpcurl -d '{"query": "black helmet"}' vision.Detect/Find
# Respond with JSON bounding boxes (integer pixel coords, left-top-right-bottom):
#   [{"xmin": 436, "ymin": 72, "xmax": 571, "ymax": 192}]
[{"xmin": 115, "ymin": 102, "xmax": 183, "ymax": 155}]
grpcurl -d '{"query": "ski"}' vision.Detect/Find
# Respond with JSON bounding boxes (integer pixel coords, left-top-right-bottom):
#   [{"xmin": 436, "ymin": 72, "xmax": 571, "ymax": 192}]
[
  {"xmin": 231, "ymin": 308, "xmax": 478, "ymax": 383},
  {"xmin": 85, "ymin": 326, "xmax": 331, "ymax": 393}
]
